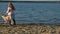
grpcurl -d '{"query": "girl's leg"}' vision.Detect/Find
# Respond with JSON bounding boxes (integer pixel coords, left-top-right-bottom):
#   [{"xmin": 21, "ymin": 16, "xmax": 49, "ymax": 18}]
[
  {"xmin": 10, "ymin": 17, "xmax": 13, "ymax": 25},
  {"xmin": 9, "ymin": 20, "xmax": 11, "ymax": 25},
  {"xmin": 9, "ymin": 15, "xmax": 16, "ymax": 25},
  {"xmin": 11, "ymin": 18, "xmax": 16, "ymax": 25},
  {"xmin": 13, "ymin": 18, "xmax": 16, "ymax": 25}
]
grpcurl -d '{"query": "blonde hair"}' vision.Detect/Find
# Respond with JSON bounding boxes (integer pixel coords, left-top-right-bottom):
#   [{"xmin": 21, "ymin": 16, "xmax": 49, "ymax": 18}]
[{"xmin": 8, "ymin": 2, "xmax": 15, "ymax": 10}]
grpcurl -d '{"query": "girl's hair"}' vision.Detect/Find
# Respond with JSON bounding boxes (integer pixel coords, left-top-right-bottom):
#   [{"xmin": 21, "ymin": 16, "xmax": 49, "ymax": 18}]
[{"xmin": 8, "ymin": 2, "xmax": 15, "ymax": 10}]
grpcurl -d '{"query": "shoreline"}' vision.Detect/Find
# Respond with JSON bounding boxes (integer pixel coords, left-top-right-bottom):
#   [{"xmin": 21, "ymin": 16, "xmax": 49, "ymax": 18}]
[{"xmin": 0, "ymin": 23, "xmax": 60, "ymax": 34}]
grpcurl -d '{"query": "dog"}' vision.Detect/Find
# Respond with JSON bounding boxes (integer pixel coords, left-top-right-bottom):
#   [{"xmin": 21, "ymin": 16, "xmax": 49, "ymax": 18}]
[{"xmin": 2, "ymin": 14, "xmax": 10, "ymax": 24}]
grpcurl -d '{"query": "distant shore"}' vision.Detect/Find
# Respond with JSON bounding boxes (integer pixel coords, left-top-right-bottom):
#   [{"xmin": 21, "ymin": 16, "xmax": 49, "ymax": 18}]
[{"xmin": 0, "ymin": 1, "xmax": 60, "ymax": 3}]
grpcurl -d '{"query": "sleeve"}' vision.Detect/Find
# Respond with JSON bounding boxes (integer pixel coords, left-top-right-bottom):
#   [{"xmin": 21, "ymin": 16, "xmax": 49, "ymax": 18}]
[{"xmin": 6, "ymin": 7, "xmax": 10, "ymax": 13}]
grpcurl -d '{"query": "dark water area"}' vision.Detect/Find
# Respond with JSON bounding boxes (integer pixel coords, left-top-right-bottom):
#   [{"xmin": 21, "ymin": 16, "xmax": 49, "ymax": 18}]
[{"xmin": 0, "ymin": 2, "xmax": 60, "ymax": 24}]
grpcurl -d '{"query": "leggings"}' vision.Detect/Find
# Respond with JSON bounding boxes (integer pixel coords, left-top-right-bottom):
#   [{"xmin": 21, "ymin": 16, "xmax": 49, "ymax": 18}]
[
  {"xmin": 9, "ymin": 18, "xmax": 16, "ymax": 25},
  {"xmin": 12, "ymin": 18, "xmax": 16, "ymax": 25},
  {"xmin": 8, "ymin": 15, "xmax": 16, "ymax": 25}
]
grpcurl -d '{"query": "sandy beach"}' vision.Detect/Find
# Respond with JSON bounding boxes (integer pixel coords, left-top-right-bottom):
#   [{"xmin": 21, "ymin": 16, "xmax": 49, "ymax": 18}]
[{"xmin": 0, "ymin": 23, "xmax": 60, "ymax": 34}]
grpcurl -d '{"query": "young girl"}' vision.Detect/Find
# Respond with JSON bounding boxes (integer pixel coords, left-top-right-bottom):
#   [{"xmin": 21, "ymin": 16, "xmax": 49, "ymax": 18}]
[{"xmin": 6, "ymin": 2, "xmax": 16, "ymax": 25}]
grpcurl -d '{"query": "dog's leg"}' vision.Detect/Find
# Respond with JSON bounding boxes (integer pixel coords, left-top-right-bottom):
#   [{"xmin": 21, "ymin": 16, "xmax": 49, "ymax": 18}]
[
  {"xmin": 4, "ymin": 19, "xmax": 8, "ymax": 24},
  {"xmin": 2, "ymin": 16, "xmax": 7, "ymax": 24}
]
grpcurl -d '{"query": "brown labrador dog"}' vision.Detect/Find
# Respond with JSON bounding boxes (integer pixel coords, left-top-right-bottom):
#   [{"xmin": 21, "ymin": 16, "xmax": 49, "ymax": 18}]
[{"xmin": 2, "ymin": 14, "xmax": 10, "ymax": 24}]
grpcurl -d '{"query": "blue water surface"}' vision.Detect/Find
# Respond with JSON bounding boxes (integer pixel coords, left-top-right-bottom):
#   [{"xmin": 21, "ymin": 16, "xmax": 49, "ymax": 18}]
[{"xmin": 0, "ymin": 2, "xmax": 60, "ymax": 24}]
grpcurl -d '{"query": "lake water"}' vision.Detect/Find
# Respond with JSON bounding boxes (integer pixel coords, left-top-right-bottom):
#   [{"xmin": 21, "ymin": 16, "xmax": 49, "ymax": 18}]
[{"xmin": 0, "ymin": 2, "xmax": 60, "ymax": 24}]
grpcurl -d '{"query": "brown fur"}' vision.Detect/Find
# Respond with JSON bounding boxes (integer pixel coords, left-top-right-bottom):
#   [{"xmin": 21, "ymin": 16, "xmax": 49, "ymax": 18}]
[{"xmin": 2, "ymin": 14, "xmax": 10, "ymax": 23}]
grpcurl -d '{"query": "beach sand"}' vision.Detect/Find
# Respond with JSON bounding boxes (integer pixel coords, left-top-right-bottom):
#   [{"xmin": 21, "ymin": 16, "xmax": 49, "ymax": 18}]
[{"xmin": 0, "ymin": 23, "xmax": 60, "ymax": 34}]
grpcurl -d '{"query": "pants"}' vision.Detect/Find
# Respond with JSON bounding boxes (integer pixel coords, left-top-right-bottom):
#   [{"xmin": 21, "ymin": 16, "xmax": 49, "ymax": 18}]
[
  {"xmin": 11, "ymin": 18, "xmax": 16, "ymax": 25},
  {"xmin": 8, "ymin": 15, "xmax": 16, "ymax": 25}
]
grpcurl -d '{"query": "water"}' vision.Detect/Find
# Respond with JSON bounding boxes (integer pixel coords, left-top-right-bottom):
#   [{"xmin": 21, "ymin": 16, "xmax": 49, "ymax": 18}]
[{"xmin": 0, "ymin": 2, "xmax": 60, "ymax": 24}]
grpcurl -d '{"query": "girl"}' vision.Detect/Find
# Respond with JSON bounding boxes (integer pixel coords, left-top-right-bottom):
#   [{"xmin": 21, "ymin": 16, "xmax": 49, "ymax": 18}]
[{"xmin": 6, "ymin": 2, "xmax": 16, "ymax": 25}]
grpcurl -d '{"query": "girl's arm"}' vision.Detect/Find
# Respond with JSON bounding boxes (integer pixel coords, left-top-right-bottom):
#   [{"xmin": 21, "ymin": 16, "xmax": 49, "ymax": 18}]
[{"xmin": 6, "ymin": 7, "xmax": 10, "ymax": 13}]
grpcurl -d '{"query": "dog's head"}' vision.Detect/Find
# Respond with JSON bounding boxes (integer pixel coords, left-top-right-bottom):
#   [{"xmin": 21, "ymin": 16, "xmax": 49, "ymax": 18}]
[{"xmin": 2, "ymin": 14, "xmax": 6, "ymax": 17}]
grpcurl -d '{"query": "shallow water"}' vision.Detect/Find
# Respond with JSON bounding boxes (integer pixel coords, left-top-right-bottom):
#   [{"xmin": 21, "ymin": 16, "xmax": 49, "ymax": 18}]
[{"xmin": 0, "ymin": 2, "xmax": 60, "ymax": 24}]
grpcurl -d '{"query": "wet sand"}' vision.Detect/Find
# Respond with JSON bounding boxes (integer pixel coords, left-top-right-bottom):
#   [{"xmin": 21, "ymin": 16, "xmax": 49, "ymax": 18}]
[{"xmin": 0, "ymin": 24, "xmax": 60, "ymax": 34}]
